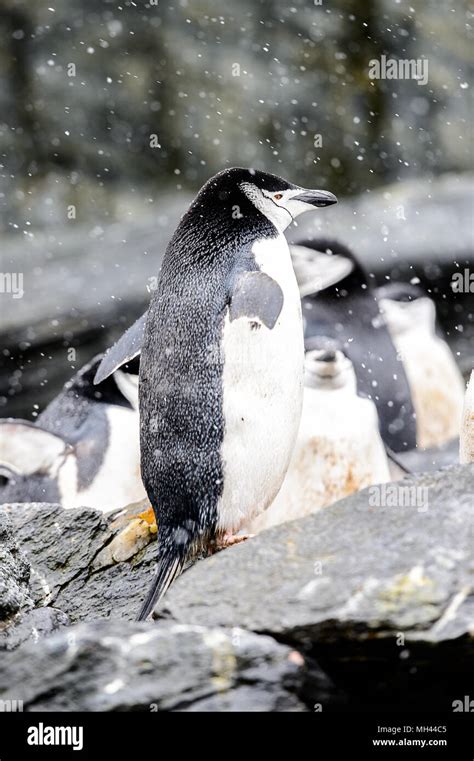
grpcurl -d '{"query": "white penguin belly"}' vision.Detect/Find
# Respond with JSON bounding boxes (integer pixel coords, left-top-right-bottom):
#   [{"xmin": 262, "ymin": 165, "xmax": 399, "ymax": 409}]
[{"xmin": 217, "ymin": 235, "xmax": 304, "ymax": 533}]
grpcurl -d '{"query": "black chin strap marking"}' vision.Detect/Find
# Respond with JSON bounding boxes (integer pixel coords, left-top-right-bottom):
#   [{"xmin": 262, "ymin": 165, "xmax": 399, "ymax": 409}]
[{"xmin": 268, "ymin": 197, "xmax": 293, "ymax": 225}]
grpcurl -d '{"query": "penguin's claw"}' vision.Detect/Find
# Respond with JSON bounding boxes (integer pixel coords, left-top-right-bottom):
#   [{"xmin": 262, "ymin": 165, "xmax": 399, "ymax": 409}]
[
  {"xmin": 215, "ymin": 533, "xmax": 254, "ymax": 551},
  {"xmin": 129, "ymin": 506, "xmax": 158, "ymax": 534}
]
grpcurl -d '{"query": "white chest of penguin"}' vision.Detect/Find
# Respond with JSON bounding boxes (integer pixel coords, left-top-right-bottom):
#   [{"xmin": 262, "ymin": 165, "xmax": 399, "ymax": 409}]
[{"xmin": 218, "ymin": 234, "xmax": 305, "ymax": 533}]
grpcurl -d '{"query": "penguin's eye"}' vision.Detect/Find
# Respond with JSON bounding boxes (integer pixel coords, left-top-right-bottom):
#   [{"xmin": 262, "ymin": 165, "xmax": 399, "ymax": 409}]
[{"xmin": 273, "ymin": 193, "xmax": 283, "ymax": 200}]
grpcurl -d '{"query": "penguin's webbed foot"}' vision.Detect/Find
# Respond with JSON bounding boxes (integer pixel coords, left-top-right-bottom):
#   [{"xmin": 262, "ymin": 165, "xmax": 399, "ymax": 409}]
[
  {"xmin": 211, "ymin": 533, "xmax": 254, "ymax": 553},
  {"xmin": 129, "ymin": 505, "xmax": 158, "ymax": 535}
]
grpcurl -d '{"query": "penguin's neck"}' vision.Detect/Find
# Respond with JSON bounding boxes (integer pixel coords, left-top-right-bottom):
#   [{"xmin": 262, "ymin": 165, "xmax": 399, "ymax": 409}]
[
  {"xmin": 251, "ymin": 230, "xmax": 294, "ymax": 281},
  {"xmin": 184, "ymin": 193, "xmax": 279, "ymax": 250},
  {"xmin": 305, "ymin": 366, "xmax": 357, "ymax": 393}
]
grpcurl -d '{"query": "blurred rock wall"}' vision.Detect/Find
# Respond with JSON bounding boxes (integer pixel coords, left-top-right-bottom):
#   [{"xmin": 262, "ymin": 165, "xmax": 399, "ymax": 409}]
[{"xmin": 0, "ymin": 0, "xmax": 472, "ymax": 231}]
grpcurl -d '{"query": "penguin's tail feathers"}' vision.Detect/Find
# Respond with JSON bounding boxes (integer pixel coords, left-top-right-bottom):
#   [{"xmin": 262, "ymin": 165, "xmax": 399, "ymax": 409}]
[{"xmin": 136, "ymin": 551, "xmax": 185, "ymax": 621}]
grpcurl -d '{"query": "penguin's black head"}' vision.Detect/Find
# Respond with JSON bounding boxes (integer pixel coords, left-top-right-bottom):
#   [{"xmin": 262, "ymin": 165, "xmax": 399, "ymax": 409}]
[{"xmin": 196, "ymin": 167, "xmax": 337, "ymax": 233}]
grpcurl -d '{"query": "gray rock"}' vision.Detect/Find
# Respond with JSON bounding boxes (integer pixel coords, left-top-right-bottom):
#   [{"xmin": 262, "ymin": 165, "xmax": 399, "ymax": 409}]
[
  {"xmin": 0, "ymin": 202, "xmax": 186, "ymax": 419},
  {"xmin": 0, "ymin": 607, "xmax": 69, "ymax": 651},
  {"xmin": 0, "ymin": 619, "xmax": 305, "ymax": 712},
  {"xmin": 0, "ymin": 510, "xmax": 31, "ymax": 620},
  {"xmin": 1, "ymin": 467, "xmax": 473, "ymax": 710},
  {"xmin": 155, "ymin": 466, "xmax": 474, "ymax": 710},
  {"xmin": 1, "ymin": 501, "xmax": 157, "ymax": 623},
  {"xmin": 160, "ymin": 466, "xmax": 474, "ymax": 642}
]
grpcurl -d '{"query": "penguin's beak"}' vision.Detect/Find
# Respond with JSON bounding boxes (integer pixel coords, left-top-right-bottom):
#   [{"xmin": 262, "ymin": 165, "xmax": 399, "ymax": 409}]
[{"xmin": 292, "ymin": 189, "xmax": 338, "ymax": 208}]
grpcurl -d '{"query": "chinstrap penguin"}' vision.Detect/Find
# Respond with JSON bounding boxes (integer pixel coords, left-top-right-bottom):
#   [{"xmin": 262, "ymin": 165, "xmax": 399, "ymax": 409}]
[
  {"xmin": 246, "ymin": 343, "xmax": 390, "ymax": 534},
  {"xmin": 135, "ymin": 167, "xmax": 337, "ymax": 620},
  {"xmin": 0, "ymin": 355, "xmax": 144, "ymax": 510},
  {"xmin": 288, "ymin": 237, "xmax": 417, "ymax": 453}
]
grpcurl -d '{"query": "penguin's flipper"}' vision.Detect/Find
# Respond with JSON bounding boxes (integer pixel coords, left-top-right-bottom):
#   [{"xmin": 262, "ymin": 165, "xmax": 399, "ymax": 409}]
[
  {"xmin": 385, "ymin": 446, "xmax": 412, "ymax": 477},
  {"xmin": 289, "ymin": 243, "xmax": 355, "ymax": 297},
  {"xmin": 94, "ymin": 312, "xmax": 147, "ymax": 385},
  {"xmin": 230, "ymin": 271, "xmax": 284, "ymax": 329},
  {"xmin": 136, "ymin": 551, "xmax": 185, "ymax": 621},
  {"xmin": 387, "ymin": 437, "xmax": 460, "ymax": 478},
  {"xmin": 113, "ymin": 370, "xmax": 139, "ymax": 410},
  {"xmin": 0, "ymin": 419, "xmax": 70, "ymax": 475},
  {"xmin": 396, "ymin": 438, "xmax": 460, "ymax": 473}
]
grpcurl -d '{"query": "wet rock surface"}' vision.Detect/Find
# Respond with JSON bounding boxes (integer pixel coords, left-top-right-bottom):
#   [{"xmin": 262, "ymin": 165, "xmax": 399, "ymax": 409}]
[
  {"xmin": 0, "ymin": 620, "xmax": 305, "ymax": 712},
  {"xmin": 0, "ymin": 500, "xmax": 156, "ymax": 622},
  {"xmin": 0, "ymin": 202, "xmax": 186, "ymax": 418},
  {"xmin": 161, "ymin": 466, "xmax": 473, "ymax": 641},
  {"xmin": 0, "ymin": 465, "xmax": 472, "ymax": 711},
  {"xmin": 0, "ymin": 606, "xmax": 69, "ymax": 652},
  {"xmin": 157, "ymin": 465, "xmax": 473, "ymax": 711},
  {"xmin": 0, "ymin": 509, "xmax": 31, "ymax": 620}
]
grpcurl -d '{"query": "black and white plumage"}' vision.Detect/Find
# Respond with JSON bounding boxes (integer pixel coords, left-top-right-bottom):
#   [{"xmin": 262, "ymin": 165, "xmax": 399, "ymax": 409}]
[
  {"xmin": 0, "ymin": 355, "xmax": 144, "ymax": 510},
  {"xmin": 246, "ymin": 345, "xmax": 391, "ymax": 533},
  {"xmin": 131, "ymin": 167, "xmax": 337, "ymax": 619},
  {"xmin": 287, "ymin": 243, "xmax": 464, "ymax": 471},
  {"xmin": 290, "ymin": 237, "xmax": 417, "ymax": 453}
]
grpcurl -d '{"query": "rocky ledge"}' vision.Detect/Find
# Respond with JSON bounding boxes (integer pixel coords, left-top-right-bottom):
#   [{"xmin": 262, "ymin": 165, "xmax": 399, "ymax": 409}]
[{"xmin": 0, "ymin": 465, "xmax": 472, "ymax": 711}]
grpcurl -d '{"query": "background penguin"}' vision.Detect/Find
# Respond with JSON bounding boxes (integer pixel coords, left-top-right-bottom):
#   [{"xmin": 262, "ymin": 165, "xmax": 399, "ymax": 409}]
[
  {"xmin": 246, "ymin": 343, "xmax": 390, "ymax": 534},
  {"xmin": 0, "ymin": 355, "xmax": 145, "ymax": 510},
  {"xmin": 460, "ymin": 371, "xmax": 474, "ymax": 464},
  {"xmin": 377, "ymin": 282, "xmax": 465, "ymax": 449},
  {"xmin": 288, "ymin": 237, "xmax": 418, "ymax": 453},
  {"xmin": 135, "ymin": 167, "xmax": 337, "ymax": 620}
]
